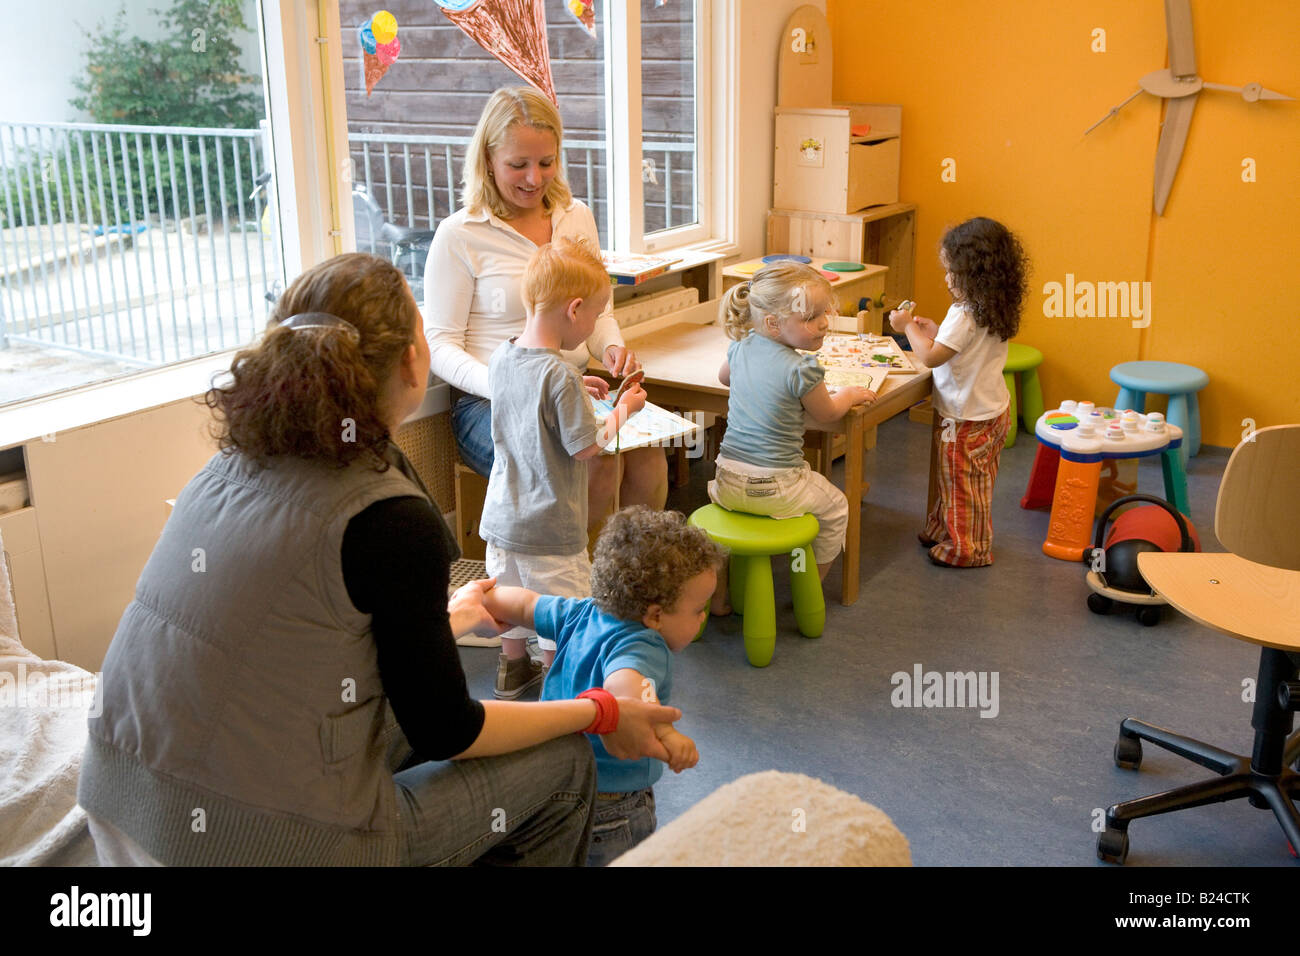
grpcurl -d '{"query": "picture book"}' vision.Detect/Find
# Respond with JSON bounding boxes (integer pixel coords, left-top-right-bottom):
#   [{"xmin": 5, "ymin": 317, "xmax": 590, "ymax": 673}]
[
  {"xmin": 590, "ymin": 396, "xmax": 699, "ymax": 454},
  {"xmin": 602, "ymin": 250, "xmax": 684, "ymax": 286}
]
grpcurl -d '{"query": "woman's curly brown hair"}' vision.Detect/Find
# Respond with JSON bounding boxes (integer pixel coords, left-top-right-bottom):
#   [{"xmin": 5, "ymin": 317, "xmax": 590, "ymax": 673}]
[
  {"xmin": 592, "ymin": 506, "xmax": 726, "ymax": 622},
  {"xmin": 204, "ymin": 253, "xmax": 417, "ymax": 470},
  {"xmin": 940, "ymin": 217, "xmax": 1030, "ymax": 341}
]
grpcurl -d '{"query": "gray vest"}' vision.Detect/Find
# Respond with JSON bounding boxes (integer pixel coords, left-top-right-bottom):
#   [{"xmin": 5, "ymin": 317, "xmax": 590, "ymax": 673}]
[{"xmin": 78, "ymin": 444, "xmax": 439, "ymax": 865}]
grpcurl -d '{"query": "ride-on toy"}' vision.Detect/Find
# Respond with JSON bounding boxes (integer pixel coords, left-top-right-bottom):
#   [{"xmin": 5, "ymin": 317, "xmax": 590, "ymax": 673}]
[{"xmin": 1084, "ymin": 494, "xmax": 1200, "ymax": 626}]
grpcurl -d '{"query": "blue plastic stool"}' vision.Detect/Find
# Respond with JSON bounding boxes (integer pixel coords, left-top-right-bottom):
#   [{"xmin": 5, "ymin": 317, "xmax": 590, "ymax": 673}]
[
  {"xmin": 688, "ymin": 505, "xmax": 824, "ymax": 668},
  {"xmin": 1110, "ymin": 361, "xmax": 1209, "ymax": 462}
]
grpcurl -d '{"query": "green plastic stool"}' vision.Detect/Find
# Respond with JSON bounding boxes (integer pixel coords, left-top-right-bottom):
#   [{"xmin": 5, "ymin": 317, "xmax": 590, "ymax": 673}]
[
  {"xmin": 688, "ymin": 505, "xmax": 824, "ymax": 668},
  {"xmin": 1002, "ymin": 343, "xmax": 1045, "ymax": 449}
]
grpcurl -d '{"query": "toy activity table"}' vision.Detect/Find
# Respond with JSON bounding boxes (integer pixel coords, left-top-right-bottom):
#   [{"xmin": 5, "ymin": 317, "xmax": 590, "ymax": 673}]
[
  {"xmin": 1021, "ymin": 401, "xmax": 1188, "ymax": 561},
  {"xmin": 600, "ymin": 318, "xmax": 932, "ymax": 605}
]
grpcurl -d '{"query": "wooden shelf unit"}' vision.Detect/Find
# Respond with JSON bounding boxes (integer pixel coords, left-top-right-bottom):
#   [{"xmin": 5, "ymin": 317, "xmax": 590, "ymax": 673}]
[{"xmin": 767, "ymin": 203, "xmax": 917, "ymax": 310}]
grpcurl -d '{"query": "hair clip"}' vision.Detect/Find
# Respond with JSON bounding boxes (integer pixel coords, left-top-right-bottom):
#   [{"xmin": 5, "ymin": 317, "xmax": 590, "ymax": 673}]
[{"xmin": 279, "ymin": 312, "xmax": 361, "ymax": 341}]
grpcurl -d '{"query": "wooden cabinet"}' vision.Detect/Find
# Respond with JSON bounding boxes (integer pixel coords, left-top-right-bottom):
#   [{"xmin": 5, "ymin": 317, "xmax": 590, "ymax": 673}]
[{"xmin": 767, "ymin": 203, "xmax": 917, "ymax": 310}]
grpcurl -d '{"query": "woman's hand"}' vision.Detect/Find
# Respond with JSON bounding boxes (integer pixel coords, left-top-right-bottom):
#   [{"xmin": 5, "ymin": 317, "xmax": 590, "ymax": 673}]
[
  {"xmin": 600, "ymin": 697, "xmax": 683, "ymax": 762},
  {"xmin": 603, "ymin": 345, "xmax": 640, "ymax": 377},
  {"xmin": 447, "ymin": 577, "xmax": 507, "ymax": 639},
  {"xmin": 582, "ymin": 375, "xmax": 610, "ymax": 400}
]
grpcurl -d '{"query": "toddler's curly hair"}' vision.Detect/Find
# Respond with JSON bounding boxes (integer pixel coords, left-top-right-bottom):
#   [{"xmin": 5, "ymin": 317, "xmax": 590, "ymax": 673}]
[
  {"xmin": 940, "ymin": 217, "xmax": 1029, "ymax": 341},
  {"xmin": 591, "ymin": 506, "xmax": 726, "ymax": 622}
]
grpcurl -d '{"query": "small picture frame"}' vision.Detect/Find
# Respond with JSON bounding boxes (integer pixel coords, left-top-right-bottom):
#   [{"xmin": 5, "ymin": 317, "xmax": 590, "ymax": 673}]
[{"xmin": 797, "ymin": 136, "xmax": 824, "ymax": 168}]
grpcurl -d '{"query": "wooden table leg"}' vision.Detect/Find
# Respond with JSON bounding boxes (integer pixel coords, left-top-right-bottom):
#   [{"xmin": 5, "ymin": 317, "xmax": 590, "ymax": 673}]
[
  {"xmin": 841, "ymin": 410, "xmax": 864, "ymax": 605},
  {"xmin": 819, "ymin": 432, "xmax": 834, "ymax": 479}
]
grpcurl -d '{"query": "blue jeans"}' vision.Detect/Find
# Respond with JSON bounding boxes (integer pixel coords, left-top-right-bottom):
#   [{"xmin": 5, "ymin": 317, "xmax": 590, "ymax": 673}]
[
  {"xmin": 391, "ymin": 731, "xmax": 597, "ymax": 866},
  {"xmin": 586, "ymin": 788, "xmax": 656, "ymax": 867},
  {"xmin": 451, "ymin": 394, "xmax": 495, "ymax": 478}
]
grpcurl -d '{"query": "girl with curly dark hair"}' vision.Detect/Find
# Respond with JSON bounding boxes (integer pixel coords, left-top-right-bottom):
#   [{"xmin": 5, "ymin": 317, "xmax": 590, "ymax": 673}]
[
  {"xmin": 889, "ymin": 217, "xmax": 1030, "ymax": 567},
  {"xmin": 80, "ymin": 253, "xmax": 682, "ymax": 867}
]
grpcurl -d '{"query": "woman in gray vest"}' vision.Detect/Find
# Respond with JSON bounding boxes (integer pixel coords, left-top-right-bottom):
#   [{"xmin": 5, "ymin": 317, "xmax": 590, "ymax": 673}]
[{"xmin": 78, "ymin": 253, "xmax": 682, "ymax": 866}]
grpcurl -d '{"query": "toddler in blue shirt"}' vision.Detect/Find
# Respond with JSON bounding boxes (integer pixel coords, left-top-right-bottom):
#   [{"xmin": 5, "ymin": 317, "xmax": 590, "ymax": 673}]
[{"xmin": 482, "ymin": 505, "xmax": 725, "ymax": 866}]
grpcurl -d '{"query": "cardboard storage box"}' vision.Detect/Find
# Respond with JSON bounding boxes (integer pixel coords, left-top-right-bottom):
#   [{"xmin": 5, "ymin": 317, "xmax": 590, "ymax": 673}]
[{"xmin": 774, "ymin": 104, "xmax": 900, "ymax": 214}]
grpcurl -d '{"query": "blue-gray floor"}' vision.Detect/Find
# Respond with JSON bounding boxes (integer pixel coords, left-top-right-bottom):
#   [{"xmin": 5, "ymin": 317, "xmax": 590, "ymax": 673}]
[{"xmin": 459, "ymin": 415, "xmax": 1297, "ymax": 866}]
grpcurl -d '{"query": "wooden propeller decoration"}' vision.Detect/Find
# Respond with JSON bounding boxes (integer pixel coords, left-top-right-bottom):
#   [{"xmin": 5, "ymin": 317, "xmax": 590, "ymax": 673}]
[{"xmin": 1085, "ymin": 0, "xmax": 1294, "ymax": 215}]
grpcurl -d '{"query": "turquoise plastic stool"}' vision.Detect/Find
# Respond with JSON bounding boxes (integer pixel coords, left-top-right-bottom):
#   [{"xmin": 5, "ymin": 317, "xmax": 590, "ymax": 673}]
[
  {"xmin": 1003, "ymin": 343, "xmax": 1045, "ymax": 449},
  {"xmin": 1110, "ymin": 361, "xmax": 1209, "ymax": 463},
  {"xmin": 688, "ymin": 505, "xmax": 824, "ymax": 668}
]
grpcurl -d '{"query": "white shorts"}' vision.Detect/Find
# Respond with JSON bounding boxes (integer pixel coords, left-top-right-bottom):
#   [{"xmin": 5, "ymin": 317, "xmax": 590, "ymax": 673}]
[
  {"xmin": 707, "ymin": 455, "xmax": 849, "ymax": 565},
  {"xmin": 485, "ymin": 543, "xmax": 592, "ymax": 650}
]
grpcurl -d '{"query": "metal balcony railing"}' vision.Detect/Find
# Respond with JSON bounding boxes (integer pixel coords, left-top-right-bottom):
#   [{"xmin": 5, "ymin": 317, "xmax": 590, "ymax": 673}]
[{"xmin": 0, "ymin": 120, "xmax": 695, "ymax": 368}]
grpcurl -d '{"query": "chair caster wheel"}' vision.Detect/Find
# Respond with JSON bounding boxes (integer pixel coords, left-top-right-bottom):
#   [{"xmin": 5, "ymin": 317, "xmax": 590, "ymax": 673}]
[
  {"xmin": 1097, "ymin": 827, "xmax": 1129, "ymax": 864},
  {"xmin": 1114, "ymin": 735, "xmax": 1142, "ymax": 770},
  {"xmin": 1136, "ymin": 606, "xmax": 1161, "ymax": 627},
  {"xmin": 1087, "ymin": 593, "xmax": 1113, "ymax": 615}
]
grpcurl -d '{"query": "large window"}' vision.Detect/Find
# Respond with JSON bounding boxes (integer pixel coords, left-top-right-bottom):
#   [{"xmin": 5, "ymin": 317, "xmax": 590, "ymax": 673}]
[
  {"xmin": 337, "ymin": 0, "xmax": 714, "ymax": 288},
  {"xmin": 0, "ymin": 0, "xmax": 289, "ymax": 407},
  {"xmin": 0, "ymin": 0, "xmax": 730, "ymax": 411}
]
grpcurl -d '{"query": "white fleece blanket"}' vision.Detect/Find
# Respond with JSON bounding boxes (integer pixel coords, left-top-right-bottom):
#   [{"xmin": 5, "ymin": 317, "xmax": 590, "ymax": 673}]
[{"xmin": 0, "ymin": 558, "xmax": 99, "ymax": 866}]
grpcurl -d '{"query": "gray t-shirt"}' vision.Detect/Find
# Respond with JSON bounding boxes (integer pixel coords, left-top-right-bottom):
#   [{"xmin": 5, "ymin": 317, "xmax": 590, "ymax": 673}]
[
  {"xmin": 480, "ymin": 338, "xmax": 598, "ymax": 555},
  {"xmin": 719, "ymin": 331, "xmax": 825, "ymax": 469}
]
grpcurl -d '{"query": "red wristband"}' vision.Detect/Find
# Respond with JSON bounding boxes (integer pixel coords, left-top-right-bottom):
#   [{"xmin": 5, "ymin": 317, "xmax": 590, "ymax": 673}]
[{"xmin": 577, "ymin": 688, "xmax": 619, "ymax": 735}]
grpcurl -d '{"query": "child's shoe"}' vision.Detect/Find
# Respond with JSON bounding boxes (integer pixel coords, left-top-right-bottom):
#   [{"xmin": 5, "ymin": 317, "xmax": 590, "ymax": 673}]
[{"xmin": 494, "ymin": 654, "xmax": 546, "ymax": 700}]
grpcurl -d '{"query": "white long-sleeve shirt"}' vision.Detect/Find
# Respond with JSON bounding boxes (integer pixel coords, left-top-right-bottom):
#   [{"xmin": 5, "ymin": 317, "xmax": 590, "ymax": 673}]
[{"xmin": 422, "ymin": 200, "xmax": 622, "ymax": 398}]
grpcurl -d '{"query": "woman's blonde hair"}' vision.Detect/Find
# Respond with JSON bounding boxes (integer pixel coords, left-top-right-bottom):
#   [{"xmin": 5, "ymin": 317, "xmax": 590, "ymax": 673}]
[
  {"xmin": 521, "ymin": 236, "xmax": 608, "ymax": 314},
  {"xmin": 461, "ymin": 87, "xmax": 574, "ymax": 219},
  {"xmin": 719, "ymin": 261, "xmax": 834, "ymax": 341}
]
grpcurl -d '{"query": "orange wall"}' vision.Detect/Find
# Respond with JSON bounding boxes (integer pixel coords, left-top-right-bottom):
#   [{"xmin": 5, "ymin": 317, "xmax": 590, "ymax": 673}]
[{"xmin": 827, "ymin": 0, "xmax": 1300, "ymax": 446}]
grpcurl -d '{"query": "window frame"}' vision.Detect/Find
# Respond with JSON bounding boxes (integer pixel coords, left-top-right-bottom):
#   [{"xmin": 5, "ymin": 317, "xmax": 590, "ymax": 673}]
[
  {"xmin": 0, "ymin": 0, "xmax": 741, "ymax": 439},
  {"xmin": 0, "ymin": 0, "xmax": 313, "ymax": 438},
  {"xmin": 603, "ymin": 0, "xmax": 732, "ymax": 254}
]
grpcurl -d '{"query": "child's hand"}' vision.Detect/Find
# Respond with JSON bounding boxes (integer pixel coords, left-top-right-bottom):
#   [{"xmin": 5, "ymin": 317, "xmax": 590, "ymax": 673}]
[
  {"xmin": 888, "ymin": 306, "xmax": 913, "ymax": 334},
  {"xmin": 448, "ymin": 577, "xmax": 507, "ymax": 638},
  {"xmin": 582, "ymin": 376, "xmax": 610, "ymax": 400},
  {"xmin": 912, "ymin": 316, "xmax": 939, "ymax": 339},
  {"xmin": 845, "ymin": 385, "xmax": 877, "ymax": 406},
  {"xmin": 616, "ymin": 382, "xmax": 646, "ymax": 417},
  {"xmin": 658, "ymin": 729, "xmax": 699, "ymax": 773}
]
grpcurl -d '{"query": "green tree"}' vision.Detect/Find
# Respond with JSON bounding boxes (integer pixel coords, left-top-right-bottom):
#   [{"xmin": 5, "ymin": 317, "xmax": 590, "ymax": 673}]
[
  {"xmin": 2, "ymin": 1, "xmax": 268, "ymax": 230},
  {"xmin": 72, "ymin": 0, "xmax": 263, "ymax": 130}
]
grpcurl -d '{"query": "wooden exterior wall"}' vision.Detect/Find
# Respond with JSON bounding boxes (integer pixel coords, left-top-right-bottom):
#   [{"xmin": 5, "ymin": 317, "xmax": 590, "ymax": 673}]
[{"xmin": 339, "ymin": 0, "xmax": 698, "ymax": 239}]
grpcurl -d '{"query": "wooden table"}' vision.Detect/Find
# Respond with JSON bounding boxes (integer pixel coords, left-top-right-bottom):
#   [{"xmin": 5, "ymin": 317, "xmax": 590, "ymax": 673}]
[{"xmin": 611, "ymin": 319, "xmax": 933, "ymax": 605}]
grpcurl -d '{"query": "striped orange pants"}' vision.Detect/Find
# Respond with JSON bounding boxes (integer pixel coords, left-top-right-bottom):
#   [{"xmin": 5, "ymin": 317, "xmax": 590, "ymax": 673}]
[{"xmin": 924, "ymin": 409, "xmax": 1010, "ymax": 567}]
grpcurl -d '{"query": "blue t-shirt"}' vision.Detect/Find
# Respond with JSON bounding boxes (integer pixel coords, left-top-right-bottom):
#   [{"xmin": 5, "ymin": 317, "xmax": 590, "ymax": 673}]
[
  {"xmin": 536, "ymin": 595, "xmax": 671, "ymax": 793},
  {"xmin": 718, "ymin": 331, "xmax": 824, "ymax": 469}
]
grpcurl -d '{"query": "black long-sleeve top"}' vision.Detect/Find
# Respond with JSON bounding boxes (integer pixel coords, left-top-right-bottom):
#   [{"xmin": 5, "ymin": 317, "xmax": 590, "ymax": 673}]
[{"xmin": 341, "ymin": 496, "xmax": 486, "ymax": 761}]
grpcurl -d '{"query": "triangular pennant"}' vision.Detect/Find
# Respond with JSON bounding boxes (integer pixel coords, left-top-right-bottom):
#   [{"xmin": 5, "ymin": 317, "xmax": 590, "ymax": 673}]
[
  {"xmin": 438, "ymin": 0, "xmax": 557, "ymax": 103},
  {"xmin": 364, "ymin": 51, "xmax": 391, "ymax": 96}
]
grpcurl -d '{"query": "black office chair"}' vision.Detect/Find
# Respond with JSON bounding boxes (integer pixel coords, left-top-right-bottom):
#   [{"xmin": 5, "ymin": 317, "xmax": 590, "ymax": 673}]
[{"xmin": 1098, "ymin": 424, "xmax": 1300, "ymax": 863}]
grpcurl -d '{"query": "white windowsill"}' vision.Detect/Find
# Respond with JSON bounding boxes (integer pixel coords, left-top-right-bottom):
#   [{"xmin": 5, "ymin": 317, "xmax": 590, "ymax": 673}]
[{"xmin": 0, "ymin": 351, "xmax": 451, "ymax": 450}]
